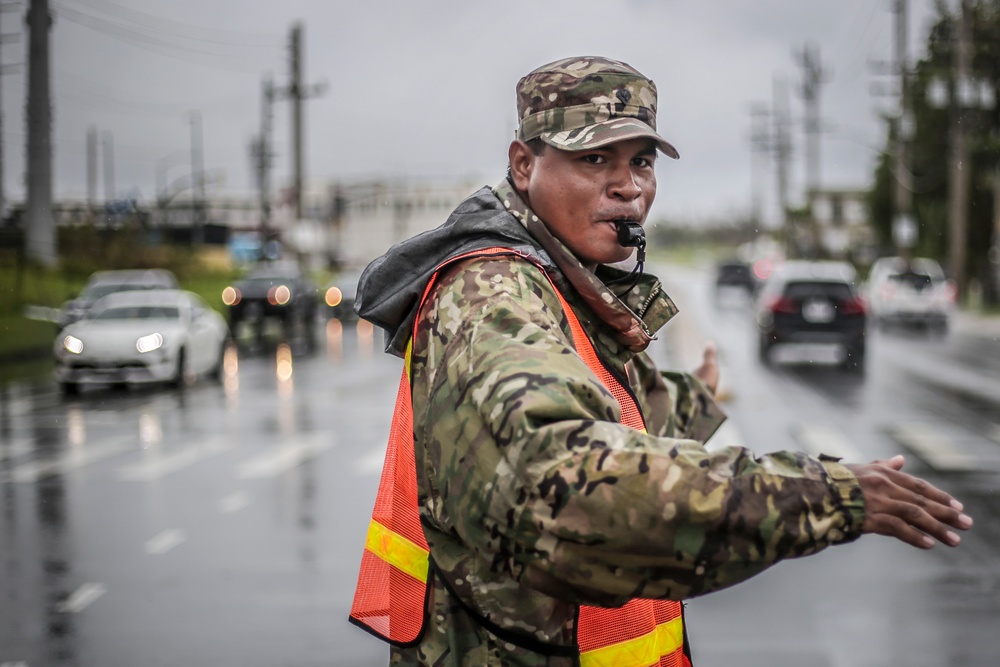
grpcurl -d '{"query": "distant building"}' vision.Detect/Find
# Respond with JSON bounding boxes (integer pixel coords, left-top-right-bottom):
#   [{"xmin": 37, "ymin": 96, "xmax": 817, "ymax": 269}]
[
  {"xmin": 37, "ymin": 176, "xmax": 486, "ymax": 267},
  {"xmin": 327, "ymin": 178, "xmax": 484, "ymax": 267}
]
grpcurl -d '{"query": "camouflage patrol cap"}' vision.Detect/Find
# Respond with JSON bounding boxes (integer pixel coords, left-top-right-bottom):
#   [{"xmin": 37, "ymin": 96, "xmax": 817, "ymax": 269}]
[{"xmin": 516, "ymin": 56, "xmax": 679, "ymax": 159}]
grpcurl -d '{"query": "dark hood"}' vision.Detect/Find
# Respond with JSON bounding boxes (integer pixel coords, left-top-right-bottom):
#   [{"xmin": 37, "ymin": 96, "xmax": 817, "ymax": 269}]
[{"xmin": 354, "ymin": 186, "xmax": 554, "ymax": 357}]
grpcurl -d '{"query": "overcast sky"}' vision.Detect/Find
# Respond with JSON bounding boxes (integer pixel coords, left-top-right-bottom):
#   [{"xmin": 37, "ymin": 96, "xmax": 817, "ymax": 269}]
[{"xmin": 1, "ymin": 0, "xmax": 947, "ymax": 227}]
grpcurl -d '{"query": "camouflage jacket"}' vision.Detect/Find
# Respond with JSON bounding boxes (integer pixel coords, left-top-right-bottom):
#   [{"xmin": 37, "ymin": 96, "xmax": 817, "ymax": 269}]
[{"xmin": 354, "ymin": 182, "xmax": 866, "ymax": 667}]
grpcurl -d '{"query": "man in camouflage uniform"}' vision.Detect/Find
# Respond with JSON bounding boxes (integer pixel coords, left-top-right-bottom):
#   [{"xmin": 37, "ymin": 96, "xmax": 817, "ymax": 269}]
[{"xmin": 354, "ymin": 56, "xmax": 972, "ymax": 666}]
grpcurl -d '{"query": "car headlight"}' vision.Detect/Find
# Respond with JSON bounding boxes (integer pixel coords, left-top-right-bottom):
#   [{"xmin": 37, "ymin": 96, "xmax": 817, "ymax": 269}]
[
  {"xmin": 222, "ymin": 286, "xmax": 241, "ymax": 306},
  {"xmin": 136, "ymin": 332, "xmax": 164, "ymax": 354},
  {"xmin": 63, "ymin": 335, "xmax": 84, "ymax": 354},
  {"xmin": 268, "ymin": 285, "xmax": 291, "ymax": 305},
  {"xmin": 325, "ymin": 286, "xmax": 343, "ymax": 308}
]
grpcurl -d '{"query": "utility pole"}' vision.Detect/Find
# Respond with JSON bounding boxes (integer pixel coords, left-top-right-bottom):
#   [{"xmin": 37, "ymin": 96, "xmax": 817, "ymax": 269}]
[
  {"xmin": 255, "ymin": 74, "xmax": 274, "ymax": 239},
  {"xmin": 947, "ymin": 0, "xmax": 972, "ymax": 301},
  {"xmin": 280, "ymin": 22, "xmax": 326, "ymax": 221},
  {"xmin": 24, "ymin": 0, "xmax": 55, "ymax": 266},
  {"xmin": 794, "ymin": 43, "xmax": 831, "ymax": 201},
  {"xmin": 0, "ymin": 5, "xmax": 17, "ymax": 223},
  {"xmin": 86, "ymin": 125, "xmax": 97, "ymax": 216},
  {"xmin": 890, "ymin": 0, "xmax": 916, "ymax": 260},
  {"xmin": 189, "ymin": 110, "xmax": 205, "ymax": 246},
  {"xmin": 748, "ymin": 103, "xmax": 770, "ymax": 230},
  {"xmin": 772, "ymin": 75, "xmax": 793, "ymax": 254},
  {"xmin": 102, "ymin": 130, "xmax": 114, "ymax": 206}
]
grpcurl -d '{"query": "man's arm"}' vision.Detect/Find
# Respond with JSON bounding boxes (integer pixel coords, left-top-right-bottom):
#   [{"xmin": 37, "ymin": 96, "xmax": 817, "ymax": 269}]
[{"xmin": 417, "ymin": 258, "xmax": 969, "ymax": 606}]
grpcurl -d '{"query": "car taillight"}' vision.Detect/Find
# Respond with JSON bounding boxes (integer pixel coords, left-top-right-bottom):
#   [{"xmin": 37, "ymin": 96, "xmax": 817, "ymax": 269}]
[
  {"xmin": 839, "ymin": 296, "xmax": 867, "ymax": 315},
  {"xmin": 767, "ymin": 296, "xmax": 797, "ymax": 314},
  {"xmin": 943, "ymin": 281, "xmax": 957, "ymax": 303}
]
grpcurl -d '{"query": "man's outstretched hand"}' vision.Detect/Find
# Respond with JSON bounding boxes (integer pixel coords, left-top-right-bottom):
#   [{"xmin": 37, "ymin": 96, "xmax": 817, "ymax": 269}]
[
  {"xmin": 846, "ymin": 455, "xmax": 973, "ymax": 549},
  {"xmin": 693, "ymin": 341, "xmax": 720, "ymax": 395}
]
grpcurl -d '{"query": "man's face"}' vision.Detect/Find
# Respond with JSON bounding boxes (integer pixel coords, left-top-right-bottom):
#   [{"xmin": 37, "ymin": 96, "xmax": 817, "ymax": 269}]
[{"xmin": 509, "ymin": 137, "xmax": 658, "ymax": 268}]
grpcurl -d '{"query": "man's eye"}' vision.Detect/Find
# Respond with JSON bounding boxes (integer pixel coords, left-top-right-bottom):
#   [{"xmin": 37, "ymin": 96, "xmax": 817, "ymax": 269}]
[
  {"xmin": 633, "ymin": 157, "xmax": 654, "ymax": 168},
  {"xmin": 582, "ymin": 154, "xmax": 605, "ymax": 164}
]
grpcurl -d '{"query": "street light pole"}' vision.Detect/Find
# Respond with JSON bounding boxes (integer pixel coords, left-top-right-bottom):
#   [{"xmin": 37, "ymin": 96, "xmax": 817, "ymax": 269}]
[{"xmin": 947, "ymin": 0, "xmax": 972, "ymax": 301}]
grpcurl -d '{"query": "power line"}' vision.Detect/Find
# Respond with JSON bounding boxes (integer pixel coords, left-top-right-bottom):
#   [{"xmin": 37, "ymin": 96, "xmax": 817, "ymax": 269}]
[
  {"xmin": 66, "ymin": 0, "xmax": 281, "ymax": 47},
  {"xmin": 53, "ymin": 3, "xmax": 277, "ymax": 74}
]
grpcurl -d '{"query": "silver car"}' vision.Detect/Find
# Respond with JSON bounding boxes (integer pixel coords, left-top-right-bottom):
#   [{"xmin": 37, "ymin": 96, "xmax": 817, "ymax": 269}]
[{"xmin": 866, "ymin": 256, "xmax": 954, "ymax": 333}]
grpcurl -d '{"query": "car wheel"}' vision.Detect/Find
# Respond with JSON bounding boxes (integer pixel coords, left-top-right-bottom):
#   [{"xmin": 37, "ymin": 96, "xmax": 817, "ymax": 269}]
[
  {"xmin": 212, "ymin": 339, "xmax": 230, "ymax": 381},
  {"xmin": 171, "ymin": 348, "xmax": 191, "ymax": 388},
  {"xmin": 758, "ymin": 334, "xmax": 773, "ymax": 365},
  {"xmin": 841, "ymin": 341, "xmax": 866, "ymax": 372},
  {"xmin": 60, "ymin": 381, "xmax": 79, "ymax": 395}
]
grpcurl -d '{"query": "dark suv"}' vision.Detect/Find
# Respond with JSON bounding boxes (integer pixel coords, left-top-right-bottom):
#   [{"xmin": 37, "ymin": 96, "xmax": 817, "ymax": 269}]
[
  {"xmin": 755, "ymin": 261, "xmax": 867, "ymax": 371},
  {"xmin": 222, "ymin": 261, "xmax": 318, "ymax": 342},
  {"xmin": 714, "ymin": 260, "xmax": 756, "ymax": 294}
]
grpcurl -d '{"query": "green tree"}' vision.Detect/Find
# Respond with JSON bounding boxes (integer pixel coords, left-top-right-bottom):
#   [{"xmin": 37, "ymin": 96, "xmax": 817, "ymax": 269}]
[{"xmin": 870, "ymin": 0, "xmax": 1000, "ymax": 300}]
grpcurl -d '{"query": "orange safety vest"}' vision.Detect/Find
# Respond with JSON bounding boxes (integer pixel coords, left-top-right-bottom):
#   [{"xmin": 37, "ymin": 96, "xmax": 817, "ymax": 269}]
[{"xmin": 350, "ymin": 249, "xmax": 691, "ymax": 667}]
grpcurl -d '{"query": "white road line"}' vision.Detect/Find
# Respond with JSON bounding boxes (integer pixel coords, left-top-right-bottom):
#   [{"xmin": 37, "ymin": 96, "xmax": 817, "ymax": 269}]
[
  {"xmin": 0, "ymin": 438, "xmax": 33, "ymax": 462},
  {"xmin": 1, "ymin": 661, "xmax": 30, "ymax": 667},
  {"xmin": 55, "ymin": 582, "xmax": 107, "ymax": 613},
  {"xmin": 145, "ymin": 529, "xmax": 186, "ymax": 555},
  {"xmin": 236, "ymin": 434, "xmax": 334, "ymax": 479},
  {"xmin": 117, "ymin": 436, "xmax": 234, "ymax": 481},
  {"xmin": 2, "ymin": 440, "xmax": 133, "ymax": 483},
  {"xmin": 791, "ymin": 424, "xmax": 865, "ymax": 463},
  {"xmin": 218, "ymin": 491, "xmax": 251, "ymax": 514},
  {"xmin": 886, "ymin": 424, "xmax": 984, "ymax": 472}
]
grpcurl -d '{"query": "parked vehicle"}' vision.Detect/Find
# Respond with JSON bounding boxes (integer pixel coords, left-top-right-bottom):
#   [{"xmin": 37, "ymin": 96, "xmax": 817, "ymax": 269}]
[
  {"xmin": 755, "ymin": 261, "xmax": 868, "ymax": 371},
  {"xmin": 58, "ymin": 269, "xmax": 179, "ymax": 329},
  {"xmin": 54, "ymin": 289, "xmax": 230, "ymax": 394},
  {"xmin": 324, "ymin": 269, "xmax": 364, "ymax": 321},
  {"xmin": 713, "ymin": 259, "xmax": 757, "ymax": 295},
  {"xmin": 222, "ymin": 261, "xmax": 318, "ymax": 341},
  {"xmin": 866, "ymin": 256, "xmax": 954, "ymax": 333}
]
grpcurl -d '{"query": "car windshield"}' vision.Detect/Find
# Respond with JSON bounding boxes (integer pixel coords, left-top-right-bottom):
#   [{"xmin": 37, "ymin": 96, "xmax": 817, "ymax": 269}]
[
  {"xmin": 93, "ymin": 306, "xmax": 180, "ymax": 320},
  {"xmin": 784, "ymin": 281, "xmax": 854, "ymax": 300},
  {"xmin": 889, "ymin": 272, "xmax": 933, "ymax": 290},
  {"xmin": 84, "ymin": 283, "xmax": 163, "ymax": 300}
]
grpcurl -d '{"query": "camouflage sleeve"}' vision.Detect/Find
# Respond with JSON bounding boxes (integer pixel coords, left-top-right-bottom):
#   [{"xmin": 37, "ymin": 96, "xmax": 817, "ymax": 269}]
[
  {"xmin": 417, "ymin": 257, "xmax": 866, "ymax": 607},
  {"xmin": 627, "ymin": 350, "xmax": 726, "ymax": 443}
]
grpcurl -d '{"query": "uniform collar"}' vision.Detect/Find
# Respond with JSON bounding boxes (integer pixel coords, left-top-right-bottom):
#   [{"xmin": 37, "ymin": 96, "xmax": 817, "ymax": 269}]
[{"xmin": 492, "ymin": 179, "xmax": 677, "ymax": 352}]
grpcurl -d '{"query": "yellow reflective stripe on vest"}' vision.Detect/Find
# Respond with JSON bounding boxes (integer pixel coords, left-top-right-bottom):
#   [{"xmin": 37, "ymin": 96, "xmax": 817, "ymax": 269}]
[
  {"xmin": 579, "ymin": 616, "xmax": 683, "ymax": 667},
  {"xmin": 365, "ymin": 519, "xmax": 429, "ymax": 584}
]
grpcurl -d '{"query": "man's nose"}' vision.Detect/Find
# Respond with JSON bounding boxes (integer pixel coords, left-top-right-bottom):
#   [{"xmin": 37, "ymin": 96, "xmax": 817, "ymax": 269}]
[{"xmin": 607, "ymin": 163, "xmax": 642, "ymax": 200}]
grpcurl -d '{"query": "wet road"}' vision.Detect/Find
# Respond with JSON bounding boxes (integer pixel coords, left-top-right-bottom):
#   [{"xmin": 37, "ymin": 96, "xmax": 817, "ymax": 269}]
[
  {"xmin": 1, "ymin": 266, "xmax": 998, "ymax": 667},
  {"xmin": 658, "ymin": 265, "xmax": 1000, "ymax": 667}
]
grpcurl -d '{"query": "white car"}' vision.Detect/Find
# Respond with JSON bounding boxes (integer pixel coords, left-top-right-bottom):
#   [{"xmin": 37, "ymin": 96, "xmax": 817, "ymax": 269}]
[
  {"xmin": 54, "ymin": 289, "xmax": 231, "ymax": 394},
  {"xmin": 866, "ymin": 256, "xmax": 954, "ymax": 332}
]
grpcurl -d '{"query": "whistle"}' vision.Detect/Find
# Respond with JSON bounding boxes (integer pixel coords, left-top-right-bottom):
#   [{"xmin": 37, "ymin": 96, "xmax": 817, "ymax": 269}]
[{"xmin": 613, "ymin": 220, "xmax": 646, "ymax": 248}]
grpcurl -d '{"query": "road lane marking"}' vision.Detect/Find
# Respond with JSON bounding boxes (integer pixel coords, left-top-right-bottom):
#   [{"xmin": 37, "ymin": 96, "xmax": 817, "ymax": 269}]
[
  {"xmin": 55, "ymin": 582, "xmax": 106, "ymax": 613},
  {"xmin": 885, "ymin": 424, "xmax": 988, "ymax": 472},
  {"xmin": 0, "ymin": 438, "xmax": 33, "ymax": 462},
  {"xmin": 117, "ymin": 436, "xmax": 234, "ymax": 481},
  {"xmin": 236, "ymin": 435, "xmax": 334, "ymax": 479},
  {"xmin": 145, "ymin": 529, "xmax": 186, "ymax": 555},
  {"xmin": 2, "ymin": 439, "xmax": 134, "ymax": 483},
  {"xmin": 218, "ymin": 491, "xmax": 251, "ymax": 513},
  {"xmin": 791, "ymin": 424, "xmax": 865, "ymax": 463}
]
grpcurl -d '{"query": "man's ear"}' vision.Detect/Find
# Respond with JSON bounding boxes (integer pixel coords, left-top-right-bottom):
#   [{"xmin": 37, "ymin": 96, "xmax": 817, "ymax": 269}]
[{"xmin": 508, "ymin": 140, "xmax": 534, "ymax": 192}]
